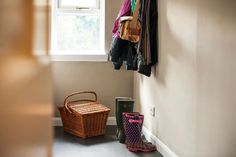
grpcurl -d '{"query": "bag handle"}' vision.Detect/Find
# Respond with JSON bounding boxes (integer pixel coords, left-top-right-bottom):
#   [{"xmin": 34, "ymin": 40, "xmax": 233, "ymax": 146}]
[
  {"xmin": 64, "ymin": 91, "xmax": 97, "ymax": 113},
  {"xmin": 131, "ymin": 0, "xmax": 136, "ymax": 12},
  {"xmin": 130, "ymin": 0, "xmax": 140, "ymax": 28}
]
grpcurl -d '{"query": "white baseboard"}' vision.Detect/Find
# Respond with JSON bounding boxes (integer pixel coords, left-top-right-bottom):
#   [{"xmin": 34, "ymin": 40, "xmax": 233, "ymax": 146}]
[
  {"xmin": 53, "ymin": 116, "xmax": 116, "ymax": 126},
  {"xmin": 142, "ymin": 127, "xmax": 179, "ymax": 157},
  {"xmin": 53, "ymin": 117, "xmax": 63, "ymax": 126},
  {"xmin": 107, "ymin": 117, "xmax": 116, "ymax": 125}
]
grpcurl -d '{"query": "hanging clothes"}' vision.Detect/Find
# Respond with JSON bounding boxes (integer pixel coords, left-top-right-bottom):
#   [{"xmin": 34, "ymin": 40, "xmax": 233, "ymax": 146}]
[
  {"xmin": 137, "ymin": 0, "xmax": 158, "ymax": 77},
  {"xmin": 109, "ymin": 0, "xmax": 158, "ymax": 76},
  {"xmin": 109, "ymin": 0, "xmax": 137, "ymax": 70}
]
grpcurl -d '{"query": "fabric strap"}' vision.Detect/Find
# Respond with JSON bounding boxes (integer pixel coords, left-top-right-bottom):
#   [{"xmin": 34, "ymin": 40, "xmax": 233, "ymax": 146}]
[
  {"xmin": 131, "ymin": 0, "xmax": 136, "ymax": 12},
  {"xmin": 130, "ymin": 0, "xmax": 140, "ymax": 28}
]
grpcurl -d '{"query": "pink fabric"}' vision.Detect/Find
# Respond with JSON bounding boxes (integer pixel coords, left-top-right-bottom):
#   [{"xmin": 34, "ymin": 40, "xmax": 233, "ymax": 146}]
[
  {"xmin": 128, "ymin": 119, "xmax": 143, "ymax": 124},
  {"xmin": 123, "ymin": 112, "xmax": 144, "ymax": 119},
  {"xmin": 112, "ymin": 0, "xmax": 131, "ymax": 38}
]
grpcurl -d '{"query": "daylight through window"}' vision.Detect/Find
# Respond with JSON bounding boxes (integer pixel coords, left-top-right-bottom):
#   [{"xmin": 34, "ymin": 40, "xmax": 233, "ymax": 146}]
[{"xmin": 51, "ymin": 0, "xmax": 105, "ymax": 56}]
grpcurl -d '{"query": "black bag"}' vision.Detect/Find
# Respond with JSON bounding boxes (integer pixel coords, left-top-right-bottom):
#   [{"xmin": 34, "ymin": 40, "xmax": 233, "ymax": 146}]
[
  {"xmin": 109, "ymin": 37, "xmax": 138, "ymax": 70},
  {"xmin": 109, "ymin": 37, "xmax": 130, "ymax": 63}
]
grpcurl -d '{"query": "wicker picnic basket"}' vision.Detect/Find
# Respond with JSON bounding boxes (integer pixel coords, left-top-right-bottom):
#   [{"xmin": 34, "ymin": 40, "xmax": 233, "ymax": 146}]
[{"xmin": 58, "ymin": 91, "xmax": 110, "ymax": 138}]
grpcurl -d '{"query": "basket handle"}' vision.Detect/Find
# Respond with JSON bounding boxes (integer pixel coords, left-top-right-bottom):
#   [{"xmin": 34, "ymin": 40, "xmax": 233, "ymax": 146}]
[{"xmin": 64, "ymin": 91, "xmax": 97, "ymax": 113}]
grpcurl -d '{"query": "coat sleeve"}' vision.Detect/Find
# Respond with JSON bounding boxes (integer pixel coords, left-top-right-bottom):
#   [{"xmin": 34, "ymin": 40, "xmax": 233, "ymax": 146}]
[{"xmin": 149, "ymin": 0, "xmax": 158, "ymax": 66}]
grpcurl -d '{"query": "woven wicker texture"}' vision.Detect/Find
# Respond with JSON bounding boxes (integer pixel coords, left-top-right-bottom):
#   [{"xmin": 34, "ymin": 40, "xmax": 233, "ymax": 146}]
[
  {"xmin": 70, "ymin": 102, "xmax": 110, "ymax": 115},
  {"xmin": 58, "ymin": 91, "xmax": 110, "ymax": 138}
]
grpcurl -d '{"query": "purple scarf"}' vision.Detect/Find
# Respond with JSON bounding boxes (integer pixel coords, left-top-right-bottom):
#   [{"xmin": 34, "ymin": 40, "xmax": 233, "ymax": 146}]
[{"xmin": 112, "ymin": 0, "xmax": 131, "ymax": 38}]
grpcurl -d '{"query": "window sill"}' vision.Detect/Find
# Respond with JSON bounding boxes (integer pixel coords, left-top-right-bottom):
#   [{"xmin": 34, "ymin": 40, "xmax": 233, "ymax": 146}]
[{"xmin": 49, "ymin": 54, "xmax": 108, "ymax": 62}]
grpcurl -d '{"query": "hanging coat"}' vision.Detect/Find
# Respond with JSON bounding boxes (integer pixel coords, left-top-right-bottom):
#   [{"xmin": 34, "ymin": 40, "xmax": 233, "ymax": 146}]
[
  {"xmin": 109, "ymin": 0, "xmax": 137, "ymax": 70},
  {"xmin": 109, "ymin": 0, "xmax": 158, "ymax": 75},
  {"xmin": 137, "ymin": 0, "xmax": 158, "ymax": 77}
]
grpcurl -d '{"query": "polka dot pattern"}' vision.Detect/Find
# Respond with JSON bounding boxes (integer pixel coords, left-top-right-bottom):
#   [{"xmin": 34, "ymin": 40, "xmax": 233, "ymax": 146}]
[{"xmin": 122, "ymin": 112, "xmax": 157, "ymax": 152}]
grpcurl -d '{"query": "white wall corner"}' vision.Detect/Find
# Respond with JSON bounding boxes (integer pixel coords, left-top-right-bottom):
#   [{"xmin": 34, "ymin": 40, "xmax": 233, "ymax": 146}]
[
  {"xmin": 53, "ymin": 116, "xmax": 116, "ymax": 126},
  {"xmin": 142, "ymin": 127, "xmax": 179, "ymax": 157}
]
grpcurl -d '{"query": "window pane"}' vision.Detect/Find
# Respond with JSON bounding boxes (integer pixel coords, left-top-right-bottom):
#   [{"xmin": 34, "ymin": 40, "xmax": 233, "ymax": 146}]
[
  {"xmin": 60, "ymin": 0, "xmax": 97, "ymax": 8},
  {"xmin": 57, "ymin": 14, "xmax": 100, "ymax": 54}
]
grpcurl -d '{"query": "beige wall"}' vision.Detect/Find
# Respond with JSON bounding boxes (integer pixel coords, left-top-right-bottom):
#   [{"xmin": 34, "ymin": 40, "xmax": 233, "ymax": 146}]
[
  {"xmin": 53, "ymin": 62, "xmax": 133, "ymax": 117},
  {"xmin": 52, "ymin": 0, "xmax": 134, "ymax": 117},
  {"xmin": 104, "ymin": 0, "xmax": 123, "ymax": 53},
  {"xmin": 134, "ymin": 0, "xmax": 236, "ymax": 157}
]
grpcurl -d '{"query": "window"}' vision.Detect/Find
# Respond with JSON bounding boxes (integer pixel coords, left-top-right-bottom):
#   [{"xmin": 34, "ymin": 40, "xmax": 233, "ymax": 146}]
[{"xmin": 51, "ymin": 0, "xmax": 105, "ymax": 61}]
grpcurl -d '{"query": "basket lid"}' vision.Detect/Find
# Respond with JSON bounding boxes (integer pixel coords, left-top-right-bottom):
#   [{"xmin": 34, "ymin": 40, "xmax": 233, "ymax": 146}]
[{"xmin": 69, "ymin": 102, "xmax": 110, "ymax": 115}]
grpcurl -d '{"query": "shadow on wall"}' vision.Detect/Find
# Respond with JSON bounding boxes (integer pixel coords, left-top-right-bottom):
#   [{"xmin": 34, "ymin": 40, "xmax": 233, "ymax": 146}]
[
  {"xmin": 135, "ymin": 0, "xmax": 186, "ymax": 112},
  {"xmin": 157, "ymin": 1, "xmax": 183, "ymax": 82},
  {"xmin": 140, "ymin": 0, "xmax": 186, "ymax": 83},
  {"xmin": 135, "ymin": 0, "xmax": 199, "ymax": 156}
]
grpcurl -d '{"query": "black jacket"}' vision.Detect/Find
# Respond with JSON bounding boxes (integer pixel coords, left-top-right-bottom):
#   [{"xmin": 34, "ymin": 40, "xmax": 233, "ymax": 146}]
[{"xmin": 109, "ymin": 37, "xmax": 137, "ymax": 70}]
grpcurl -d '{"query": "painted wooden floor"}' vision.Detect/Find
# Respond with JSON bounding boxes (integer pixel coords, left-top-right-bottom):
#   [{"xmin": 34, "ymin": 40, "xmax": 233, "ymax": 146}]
[{"xmin": 54, "ymin": 126, "xmax": 163, "ymax": 157}]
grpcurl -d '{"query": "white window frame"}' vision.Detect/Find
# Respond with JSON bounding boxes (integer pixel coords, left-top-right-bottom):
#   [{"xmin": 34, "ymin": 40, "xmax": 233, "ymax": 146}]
[
  {"xmin": 58, "ymin": 0, "xmax": 100, "ymax": 10},
  {"xmin": 50, "ymin": 0, "xmax": 106, "ymax": 61}
]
